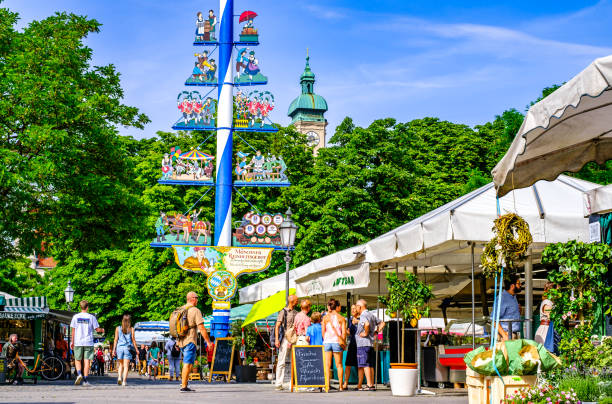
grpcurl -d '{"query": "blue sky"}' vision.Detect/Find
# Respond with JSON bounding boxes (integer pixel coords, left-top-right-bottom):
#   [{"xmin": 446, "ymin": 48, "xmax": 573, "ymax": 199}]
[{"xmin": 4, "ymin": 0, "xmax": 612, "ymax": 140}]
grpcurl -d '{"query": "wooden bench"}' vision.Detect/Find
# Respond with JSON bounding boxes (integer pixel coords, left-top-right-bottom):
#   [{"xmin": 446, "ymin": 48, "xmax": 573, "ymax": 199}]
[{"xmin": 189, "ymin": 373, "xmax": 201, "ymax": 381}]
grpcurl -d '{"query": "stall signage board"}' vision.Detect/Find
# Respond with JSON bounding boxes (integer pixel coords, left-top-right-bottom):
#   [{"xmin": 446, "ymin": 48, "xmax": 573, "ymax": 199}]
[
  {"xmin": 209, "ymin": 337, "xmax": 235, "ymax": 382},
  {"xmin": 173, "ymin": 246, "xmax": 273, "ymax": 301},
  {"xmin": 290, "ymin": 345, "xmax": 328, "ymax": 392},
  {"xmin": 0, "ymin": 312, "xmax": 46, "ymax": 320}
]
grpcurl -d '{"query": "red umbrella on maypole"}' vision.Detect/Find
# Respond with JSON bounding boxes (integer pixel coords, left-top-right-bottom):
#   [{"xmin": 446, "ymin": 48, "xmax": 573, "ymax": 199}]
[{"xmin": 239, "ymin": 11, "xmax": 257, "ymax": 23}]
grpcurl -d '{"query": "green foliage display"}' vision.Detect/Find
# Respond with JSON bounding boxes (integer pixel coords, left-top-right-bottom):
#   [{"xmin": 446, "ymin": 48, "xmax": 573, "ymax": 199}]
[
  {"xmin": 379, "ymin": 273, "xmax": 434, "ymax": 325},
  {"xmin": 541, "ymin": 241, "xmax": 612, "ymax": 366}
]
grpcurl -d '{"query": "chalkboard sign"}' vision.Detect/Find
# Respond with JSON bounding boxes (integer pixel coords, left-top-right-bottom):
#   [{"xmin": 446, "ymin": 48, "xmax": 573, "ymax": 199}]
[
  {"xmin": 209, "ymin": 337, "xmax": 235, "ymax": 382},
  {"xmin": 291, "ymin": 345, "xmax": 328, "ymax": 392}
]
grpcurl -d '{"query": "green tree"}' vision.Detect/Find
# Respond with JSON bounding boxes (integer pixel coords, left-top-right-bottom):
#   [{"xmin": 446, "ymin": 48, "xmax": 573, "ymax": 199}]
[{"xmin": 0, "ymin": 8, "xmax": 149, "ymax": 261}]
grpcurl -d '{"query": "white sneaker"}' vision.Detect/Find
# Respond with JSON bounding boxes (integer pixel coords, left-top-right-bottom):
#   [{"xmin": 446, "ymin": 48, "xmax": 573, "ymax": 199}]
[
  {"xmin": 122, "ymin": 381, "xmax": 127, "ymax": 387},
  {"xmin": 74, "ymin": 375, "xmax": 83, "ymax": 385},
  {"xmin": 83, "ymin": 380, "xmax": 90, "ymax": 386}
]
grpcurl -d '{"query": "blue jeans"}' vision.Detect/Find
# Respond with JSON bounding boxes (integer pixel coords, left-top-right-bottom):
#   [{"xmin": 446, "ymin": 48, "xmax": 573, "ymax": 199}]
[{"xmin": 168, "ymin": 357, "xmax": 181, "ymax": 378}]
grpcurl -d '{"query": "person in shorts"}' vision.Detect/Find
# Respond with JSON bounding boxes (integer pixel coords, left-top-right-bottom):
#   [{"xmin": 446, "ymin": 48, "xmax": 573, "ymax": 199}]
[
  {"xmin": 322, "ymin": 299, "xmax": 346, "ymax": 391},
  {"xmin": 355, "ymin": 299, "xmax": 384, "ymax": 391},
  {"xmin": 177, "ymin": 291, "xmax": 212, "ymax": 393},
  {"xmin": 70, "ymin": 300, "xmax": 104, "ymax": 386},
  {"xmin": 112, "ymin": 314, "xmax": 138, "ymax": 386}
]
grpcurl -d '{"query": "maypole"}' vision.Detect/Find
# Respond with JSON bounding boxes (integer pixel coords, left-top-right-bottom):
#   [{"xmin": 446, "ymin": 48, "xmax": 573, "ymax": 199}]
[
  {"xmin": 152, "ymin": 2, "xmax": 287, "ymax": 343},
  {"xmin": 215, "ymin": 0, "xmax": 233, "ymax": 247},
  {"xmin": 211, "ymin": 0, "xmax": 234, "ymax": 338}
]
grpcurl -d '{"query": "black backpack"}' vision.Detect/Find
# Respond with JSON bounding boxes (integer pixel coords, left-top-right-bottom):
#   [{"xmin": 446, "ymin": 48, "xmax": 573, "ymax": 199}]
[{"xmin": 170, "ymin": 342, "xmax": 181, "ymax": 358}]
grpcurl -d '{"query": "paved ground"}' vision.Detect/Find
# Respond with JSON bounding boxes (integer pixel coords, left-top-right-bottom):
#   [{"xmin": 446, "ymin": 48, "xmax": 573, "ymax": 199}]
[{"xmin": 0, "ymin": 374, "xmax": 468, "ymax": 404}]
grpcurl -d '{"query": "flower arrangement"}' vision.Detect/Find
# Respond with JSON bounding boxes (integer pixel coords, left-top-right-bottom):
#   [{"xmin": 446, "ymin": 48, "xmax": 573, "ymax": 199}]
[{"xmin": 503, "ymin": 385, "xmax": 580, "ymax": 404}]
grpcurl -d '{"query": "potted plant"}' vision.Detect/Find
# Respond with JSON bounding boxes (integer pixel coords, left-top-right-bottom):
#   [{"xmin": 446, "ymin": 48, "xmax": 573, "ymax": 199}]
[
  {"xmin": 379, "ymin": 272, "xmax": 434, "ymax": 396},
  {"xmin": 231, "ymin": 320, "xmax": 258, "ymax": 383}
]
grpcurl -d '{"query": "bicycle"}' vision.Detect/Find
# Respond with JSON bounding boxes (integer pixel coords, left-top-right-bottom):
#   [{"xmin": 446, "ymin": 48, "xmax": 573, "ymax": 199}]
[{"xmin": 6, "ymin": 351, "xmax": 65, "ymax": 384}]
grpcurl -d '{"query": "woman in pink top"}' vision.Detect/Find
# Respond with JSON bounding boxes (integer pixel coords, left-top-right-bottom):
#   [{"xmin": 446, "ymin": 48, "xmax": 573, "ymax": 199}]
[
  {"xmin": 294, "ymin": 300, "xmax": 312, "ymax": 345},
  {"xmin": 322, "ymin": 299, "xmax": 346, "ymax": 391}
]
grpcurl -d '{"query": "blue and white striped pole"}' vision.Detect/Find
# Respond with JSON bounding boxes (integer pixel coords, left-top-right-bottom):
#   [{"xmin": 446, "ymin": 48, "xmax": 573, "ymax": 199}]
[{"xmin": 212, "ymin": 0, "xmax": 234, "ymax": 338}]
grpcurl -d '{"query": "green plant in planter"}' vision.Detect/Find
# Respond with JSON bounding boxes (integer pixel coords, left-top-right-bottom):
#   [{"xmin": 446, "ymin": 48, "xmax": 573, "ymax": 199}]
[
  {"xmin": 230, "ymin": 320, "xmax": 258, "ymax": 364},
  {"xmin": 379, "ymin": 273, "xmax": 434, "ymax": 326},
  {"xmin": 541, "ymin": 241, "xmax": 612, "ymax": 366},
  {"xmin": 379, "ymin": 272, "xmax": 434, "ymax": 362}
]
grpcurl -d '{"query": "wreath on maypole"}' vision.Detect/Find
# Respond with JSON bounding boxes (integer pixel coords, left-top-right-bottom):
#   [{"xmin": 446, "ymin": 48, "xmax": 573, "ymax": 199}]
[{"xmin": 480, "ymin": 213, "xmax": 533, "ymax": 278}]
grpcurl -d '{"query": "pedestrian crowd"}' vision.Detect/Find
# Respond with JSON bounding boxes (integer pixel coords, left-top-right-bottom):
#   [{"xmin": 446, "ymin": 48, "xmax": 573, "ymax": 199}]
[{"xmin": 274, "ymin": 295, "xmax": 385, "ymax": 392}]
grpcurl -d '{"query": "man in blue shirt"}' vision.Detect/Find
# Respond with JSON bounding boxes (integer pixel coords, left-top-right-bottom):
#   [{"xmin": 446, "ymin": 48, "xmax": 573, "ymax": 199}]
[{"xmin": 498, "ymin": 274, "xmax": 523, "ymax": 341}]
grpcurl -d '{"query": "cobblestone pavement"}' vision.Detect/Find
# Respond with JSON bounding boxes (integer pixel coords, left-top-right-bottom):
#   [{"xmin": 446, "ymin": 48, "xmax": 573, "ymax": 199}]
[{"xmin": 0, "ymin": 374, "xmax": 468, "ymax": 404}]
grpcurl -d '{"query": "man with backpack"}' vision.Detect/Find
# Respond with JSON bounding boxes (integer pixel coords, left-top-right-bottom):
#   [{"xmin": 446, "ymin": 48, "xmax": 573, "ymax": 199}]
[
  {"xmin": 165, "ymin": 336, "xmax": 181, "ymax": 381},
  {"xmin": 170, "ymin": 291, "xmax": 212, "ymax": 393}
]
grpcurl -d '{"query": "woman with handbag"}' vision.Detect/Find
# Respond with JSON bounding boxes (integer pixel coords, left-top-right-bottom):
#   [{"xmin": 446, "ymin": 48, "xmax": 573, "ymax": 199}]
[
  {"xmin": 343, "ymin": 304, "xmax": 359, "ymax": 389},
  {"xmin": 112, "ymin": 314, "xmax": 138, "ymax": 386},
  {"xmin": 322, "ymin": 299, "xmax": 346, "ymax": 391}
]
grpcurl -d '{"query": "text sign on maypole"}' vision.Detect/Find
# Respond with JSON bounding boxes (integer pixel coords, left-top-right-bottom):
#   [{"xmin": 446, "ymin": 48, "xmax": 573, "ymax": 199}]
[{"xmin": 172, "ymin": 245, "xmax": 272, "ymax": 304}]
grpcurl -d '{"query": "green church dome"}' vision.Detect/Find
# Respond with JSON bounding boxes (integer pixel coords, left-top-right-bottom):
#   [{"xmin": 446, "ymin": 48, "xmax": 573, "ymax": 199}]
[{"xmin": 287, "ymin": 56, "xmax": 328, "ymax": 123}]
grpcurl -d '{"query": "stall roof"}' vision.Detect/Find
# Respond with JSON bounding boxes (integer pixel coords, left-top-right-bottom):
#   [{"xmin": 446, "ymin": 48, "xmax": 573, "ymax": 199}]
[
  {"xmin": 240, "ymin": 175, "xmax": 600, "ymax": 304},
  {"xmin": 492, "ymin": 54, "xmax": 612, "ymax": 197}
]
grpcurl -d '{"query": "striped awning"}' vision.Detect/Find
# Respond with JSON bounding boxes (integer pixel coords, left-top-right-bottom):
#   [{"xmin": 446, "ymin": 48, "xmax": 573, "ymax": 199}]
[
  {"xmin": 0, "ymin": 295, "xmax": 49, "ymax": 320},
  {"xmin": 5, "ymin": 296, "xmax": 47, "ymax": 307},
  {"xmin": 134, "ymin": 321, "xmax": 169, "ymax": 331}
]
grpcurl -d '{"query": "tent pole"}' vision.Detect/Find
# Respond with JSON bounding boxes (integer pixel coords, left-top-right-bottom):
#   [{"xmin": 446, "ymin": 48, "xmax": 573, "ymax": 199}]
[
  {"xmin": 471, "ymin": 242, "xmax": 476, "ymax": 350},
  {"xmin": 375, "ymin": 266, "xmax": 380, "ymax": 387},
  {"xmin": 395, "ymin": 263, "xmax": 400, "ymax": 363},
  {"xmin": 525, "ymin": 249, "xmax": 533, "ymax": 339}
]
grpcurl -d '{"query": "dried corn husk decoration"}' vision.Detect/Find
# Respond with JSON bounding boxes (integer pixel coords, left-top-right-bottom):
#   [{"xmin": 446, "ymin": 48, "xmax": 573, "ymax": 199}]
[{"xmin": 480, "ymin": 213, "xmax": 532, "ymax": 278}]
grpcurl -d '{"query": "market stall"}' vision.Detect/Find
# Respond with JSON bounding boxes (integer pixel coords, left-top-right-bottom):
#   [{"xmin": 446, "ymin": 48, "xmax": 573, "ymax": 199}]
[
  {"xmin": 239, "ymin": 175, "xmax": 601, "ymax": 391},
  {"xmin": 0, "ymin": 294, "xmax": 73, "ymax": 380}
]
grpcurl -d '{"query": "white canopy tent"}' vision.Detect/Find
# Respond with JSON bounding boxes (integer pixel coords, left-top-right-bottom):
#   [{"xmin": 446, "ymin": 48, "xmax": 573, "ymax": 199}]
[
  {"xmin": 492, "ymin": 55, "xmax": 612, "ymax": 197},
  {"xmin": 584, "ymin": 183, "xmax": 612, "ymax": 216},
  {"xmin": 240, "ymin": 176, "xmax": 600, "ymax": 314}
]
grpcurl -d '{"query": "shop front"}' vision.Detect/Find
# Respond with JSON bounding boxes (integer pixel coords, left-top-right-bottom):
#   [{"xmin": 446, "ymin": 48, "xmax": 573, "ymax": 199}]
[{"xmin": 0, "ymin": 295, "xmax": 73, "ymax": 366}]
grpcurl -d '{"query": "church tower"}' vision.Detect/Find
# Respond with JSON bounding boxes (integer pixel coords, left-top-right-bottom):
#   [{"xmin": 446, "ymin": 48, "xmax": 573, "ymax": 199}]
[{"xmin": 287, "ymin": 54, "xmax": 328, "ymax": 154}]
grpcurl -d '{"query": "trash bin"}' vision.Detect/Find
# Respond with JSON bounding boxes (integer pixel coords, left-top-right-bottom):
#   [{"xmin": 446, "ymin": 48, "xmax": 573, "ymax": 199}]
[{"xmin": 0, "ymin": 357, "xmax": 6, "ymax": 383}]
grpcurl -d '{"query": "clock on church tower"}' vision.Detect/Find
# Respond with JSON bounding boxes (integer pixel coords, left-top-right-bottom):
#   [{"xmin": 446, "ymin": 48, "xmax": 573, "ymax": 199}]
[{"xmin": 288, "ymin": 54, "xmax": 328, "ymax": 154}]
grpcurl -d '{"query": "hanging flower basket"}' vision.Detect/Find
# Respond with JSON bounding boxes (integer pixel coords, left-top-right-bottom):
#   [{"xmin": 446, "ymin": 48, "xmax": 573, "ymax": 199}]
[{"xmin": 480, "ymin": 213, "xmax": 532, "ymax": 278}]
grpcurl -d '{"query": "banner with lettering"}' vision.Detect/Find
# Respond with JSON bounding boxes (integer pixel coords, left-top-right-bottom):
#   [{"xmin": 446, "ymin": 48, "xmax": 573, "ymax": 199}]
[
  {"xmin": 172, "ymin": 245, "xmax": 274, "ymax": 300},
  {"xmin": 295, "ymin": 262, "xmax": 370, "ymax": 297}
]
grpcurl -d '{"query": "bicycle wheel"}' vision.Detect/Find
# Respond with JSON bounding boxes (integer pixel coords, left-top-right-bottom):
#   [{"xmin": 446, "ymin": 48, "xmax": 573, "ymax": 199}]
[{"xmin": 41, "ymin": 356, "xmax": 64, "ymax": 381}]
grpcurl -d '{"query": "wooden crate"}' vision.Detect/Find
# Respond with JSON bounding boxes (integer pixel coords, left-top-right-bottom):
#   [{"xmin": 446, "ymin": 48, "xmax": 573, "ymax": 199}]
[
  {"xmin": 466, "ymin": 368, "xmax": 490, "ymax": 404},
  {"xmin": 490, "ymin": 375, "xmax": 536, "ymax": 404}
]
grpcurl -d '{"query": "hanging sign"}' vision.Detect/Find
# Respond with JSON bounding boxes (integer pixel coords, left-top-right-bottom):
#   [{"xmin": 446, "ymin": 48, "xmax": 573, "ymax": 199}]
[
  {"xmin": 173, "ymin": 245, "xmax": 273, "ymax": 276},
  {"xmin": 173, "ymin": 245, "xmax": 273, "ymax": 300},
  {"xmin": 233, "ymin": 211, "xmax": 289, "ymax": 248}
]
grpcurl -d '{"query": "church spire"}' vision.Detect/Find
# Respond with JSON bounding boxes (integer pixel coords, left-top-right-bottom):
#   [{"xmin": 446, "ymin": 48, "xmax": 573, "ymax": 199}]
[{"xmin": 300, "ymin": 50, "xmax": 315, "ymax": 94}]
